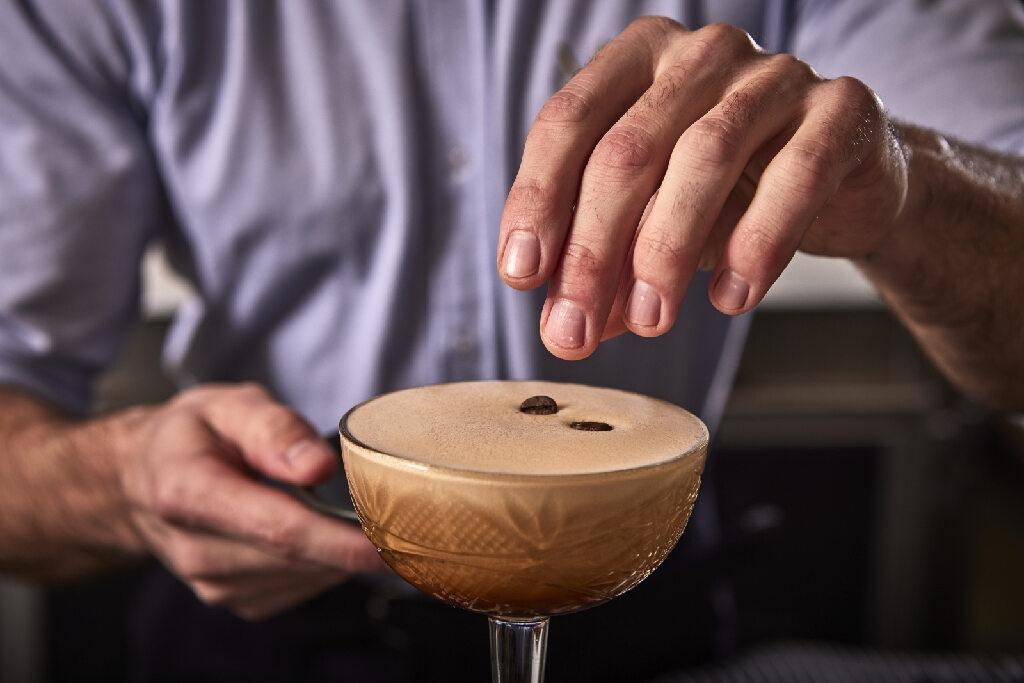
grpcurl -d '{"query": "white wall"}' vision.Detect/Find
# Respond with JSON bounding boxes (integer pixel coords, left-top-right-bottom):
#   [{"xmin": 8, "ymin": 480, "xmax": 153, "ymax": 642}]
[{"xmin": 764, "ymin": 252, "xmax": 881, "ymax": 309}]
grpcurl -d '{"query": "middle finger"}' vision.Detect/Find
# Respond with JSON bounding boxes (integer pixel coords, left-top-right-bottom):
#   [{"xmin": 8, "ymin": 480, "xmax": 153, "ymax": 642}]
[
  {"xmin": 626, "ymin": 53, "xmax": 817, "ymax": 335},
  {"xmin": 540, "ymin": 24, "xmax": 758, "ymax": 358}
]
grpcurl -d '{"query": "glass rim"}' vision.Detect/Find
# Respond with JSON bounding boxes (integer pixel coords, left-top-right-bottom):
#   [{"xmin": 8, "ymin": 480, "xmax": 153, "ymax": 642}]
[{"xmin": 337, "ymin": 382, "xmax": 710, "ymax": 481}]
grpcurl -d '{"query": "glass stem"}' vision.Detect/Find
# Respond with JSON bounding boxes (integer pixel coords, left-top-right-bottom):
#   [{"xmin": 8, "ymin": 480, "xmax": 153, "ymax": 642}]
[{"xmin": 489, "ymin": 617, "xmax": 549, "ymax": 683}]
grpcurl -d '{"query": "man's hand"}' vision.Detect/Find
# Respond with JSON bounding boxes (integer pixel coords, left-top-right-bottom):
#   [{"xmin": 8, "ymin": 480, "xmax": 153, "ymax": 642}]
[
  {"xmin": 117, "ymin": 384, "xmax": 385, "ymax": 620},
  {"xmin": 498, "ymin": 17, "xmax": 908, "ymax": 359}
]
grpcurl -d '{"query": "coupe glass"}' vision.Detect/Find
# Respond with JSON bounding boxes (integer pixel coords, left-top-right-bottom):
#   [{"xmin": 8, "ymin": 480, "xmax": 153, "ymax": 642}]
[{"xmin": 329, "ymin": 383, "xmax": 707, "ymax": 682}]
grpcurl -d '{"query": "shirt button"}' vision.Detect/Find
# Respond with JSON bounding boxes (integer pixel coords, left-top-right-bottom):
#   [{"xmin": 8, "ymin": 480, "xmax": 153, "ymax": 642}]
[
  {"xmin": 453, "ymin": 332, "xmax": 477, "ymax": 355},
  {"xmin": 447, "ymin": 146, "xmax": 469, "ymax": 175}
]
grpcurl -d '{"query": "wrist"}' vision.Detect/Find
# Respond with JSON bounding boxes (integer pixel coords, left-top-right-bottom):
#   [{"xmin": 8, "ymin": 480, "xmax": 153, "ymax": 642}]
[{"xmin": 63, "ymin": 405, "xmax": 158, "ymax": 557}]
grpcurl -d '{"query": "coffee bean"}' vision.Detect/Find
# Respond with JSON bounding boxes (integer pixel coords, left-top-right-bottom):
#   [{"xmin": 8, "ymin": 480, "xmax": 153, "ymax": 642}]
[
  {"xmin": 520, "ymin": 395, "xmax": 558, "ymax": 415},
  {"xmin": 569, "ymin": 421, "xmax": 613, "ymax": 431}
]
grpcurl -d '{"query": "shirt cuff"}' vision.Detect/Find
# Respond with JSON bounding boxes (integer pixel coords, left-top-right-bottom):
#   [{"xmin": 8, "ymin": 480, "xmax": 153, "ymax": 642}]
[{"xmin": 0, "ymin": 351, "xmax": 93, "ymax": 416}]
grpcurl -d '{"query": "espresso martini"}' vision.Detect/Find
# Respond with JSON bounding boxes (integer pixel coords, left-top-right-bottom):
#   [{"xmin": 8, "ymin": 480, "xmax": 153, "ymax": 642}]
[{"xmin": 340, "ymin": 381, "xmax": 707, "ymax": 617}]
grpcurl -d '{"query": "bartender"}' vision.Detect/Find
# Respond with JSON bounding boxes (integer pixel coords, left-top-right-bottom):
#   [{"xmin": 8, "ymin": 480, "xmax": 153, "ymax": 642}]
[{"xmin": 0, "ymin": 1, "xmax": 1022, "ymax": 680}]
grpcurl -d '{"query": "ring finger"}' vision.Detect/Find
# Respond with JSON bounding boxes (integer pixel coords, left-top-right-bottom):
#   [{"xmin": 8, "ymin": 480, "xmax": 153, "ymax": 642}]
[{"xmin": 625, "ymin": 56, "xmax": 816, "ymax": 335}]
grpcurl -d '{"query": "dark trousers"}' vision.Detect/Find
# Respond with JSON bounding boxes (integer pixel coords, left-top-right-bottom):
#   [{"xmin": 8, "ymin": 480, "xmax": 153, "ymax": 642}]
[{"xmin": 122, "ymin": 533, "xmax": 725, "ymax": 682}]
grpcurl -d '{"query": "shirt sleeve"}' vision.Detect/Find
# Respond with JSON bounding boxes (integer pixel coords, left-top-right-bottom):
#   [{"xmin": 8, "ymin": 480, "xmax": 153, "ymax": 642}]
[
  {"xmin": 791, "ymin": 0, "xmax": 1024, "ymax": 154},
  {"xmin": 0, "ymin": 2, "xmax": 164, "ymax": 414}
]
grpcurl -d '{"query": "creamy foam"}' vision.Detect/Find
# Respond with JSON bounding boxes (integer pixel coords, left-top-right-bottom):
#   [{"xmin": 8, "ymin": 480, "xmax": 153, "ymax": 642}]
[{"xmin": 344, "ymin": 381, "xmax": 706, "ymax": 475}]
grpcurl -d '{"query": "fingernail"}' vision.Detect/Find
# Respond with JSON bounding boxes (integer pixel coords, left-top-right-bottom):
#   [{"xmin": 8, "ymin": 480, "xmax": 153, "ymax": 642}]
[
  {"xmin": 283, "ymin": 439, "xmax": 328, "ymax": 469},
  {"xmin": 503, "ymin": 231, "xmax": 541, "ymax": 279},
  {"xmin": 626, "ymin": 280, "xmax": 661, "ymax": 327},
  {"xmin": 546, "ymin": 299, "xmax": 586, "ymax": 349},
  {"xmin": 713, "ymin": 270, "xmax": 750, "ymax": 311}
]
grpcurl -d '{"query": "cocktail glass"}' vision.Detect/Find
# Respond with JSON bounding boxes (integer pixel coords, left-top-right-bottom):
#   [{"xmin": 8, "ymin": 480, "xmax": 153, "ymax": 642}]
[{"xmin": 312, "ymin": 382, "xmax": 707, "ymax": 682}]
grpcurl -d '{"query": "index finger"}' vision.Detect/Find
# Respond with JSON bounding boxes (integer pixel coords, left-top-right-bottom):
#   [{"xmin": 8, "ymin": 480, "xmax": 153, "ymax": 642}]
[
  {"xmin": 152, "ymin": 413, "xmax": 382, "ymax": 573},
  {"xmin": 162, "ymin": 447, "xmax": 384, "ymax": 573},
  {"xmin": 183, "ymin": 383, "xmax": 337, "ymax": 487},
  {"xmin": 497, "ymin": 17, "xmax": 679, "ymax": 289}
]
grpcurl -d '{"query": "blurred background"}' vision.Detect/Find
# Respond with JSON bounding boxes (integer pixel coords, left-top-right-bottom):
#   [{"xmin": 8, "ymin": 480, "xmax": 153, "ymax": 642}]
[{"xmin": 2, "ymin": 252, "xmax": 1023, "ymax": 681}]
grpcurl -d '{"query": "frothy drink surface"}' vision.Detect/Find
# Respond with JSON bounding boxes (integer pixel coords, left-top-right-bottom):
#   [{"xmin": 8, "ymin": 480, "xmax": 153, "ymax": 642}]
[
  {"xmin": 345, "ymin": 380, "xmax": 706, "ymax": 475},
  {"xmin": 342, "ymin": 381, "xmax": 708, "ymax": 617}
]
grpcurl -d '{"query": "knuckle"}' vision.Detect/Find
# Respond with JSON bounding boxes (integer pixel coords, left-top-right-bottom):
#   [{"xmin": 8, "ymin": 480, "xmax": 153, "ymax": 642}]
[
  {"xmin": 764, "ymin": 52, "xmax": 817, "ymax": 82},
  {"xmin": 829, "ymin": 75, "xmax": 878, "ymax": 109},
  {"xmin": 236, "ymin": 382, "xmax": 270, "ymax": 401},
  {"xmin": 505, "ymin": 179, "xmax": 560, "ymax": 219},
  {"xmin": 558, "ymin": 241, "xmax": 606, "ymax": 286},
  {"xmin": 635, "ymin": 228, "xmax": 689, "ymax": 270},
  {"xmin": 629, "ymin": 15, "xmax": 685, "ymax": 39},
  {"xmin": 711, "ymin": 86, "xmax": 762, "ymax": 133},
  {"xmin": 682, "ymin": 35, "xmax": 715, "ymax": 60},
  {"xmin": 697, "ymin": 22, "xmax": 756, "ymax": 54},
  {"xmin": 830, "ymin": 77, "xmax": 884, "ymax": 130},
  {"xmin": 737, "ymin": 224, "xmax": 787, "ymax": 273},
  {"xmin": 815, "ymin": 78, "xmax": 885, "ymax": 166},
  {"xmin": 171, "ymin": 385, "xmax": 212, "ymax": 409},
  {"xmin": 640, "ymin": 65, "xmax": 687, "ymax": 111},
  {"xmin": 782, "ymin": 141, "xmax": 837, "ymax": 191},
  {"xmin": 152, "ymin": 475, "xmax": 189, "ymax": 521},
  {"xmin": 255, "ymin": 404, "xmax": 308, "ymax": 445},
  {"xmin": 537, "ymin": 87, "xmax": 591, "ymax": 124},
  {"xmin": 684, "ymin": 116, "xmax": 742, "ymax": 166},
  {"xmin": 152, "ymin": 461, "xmax": 220, "ymax": 526},
  {"xmin": 592, "ymin": 125, "xmax": 657, "ymax": 174}
]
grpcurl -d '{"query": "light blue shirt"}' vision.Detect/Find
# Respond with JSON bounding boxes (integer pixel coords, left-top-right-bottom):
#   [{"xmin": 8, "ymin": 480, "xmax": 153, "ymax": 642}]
[{"xmin": 1, "ymin": 0, "xmax": 1022, "ymax": 432}]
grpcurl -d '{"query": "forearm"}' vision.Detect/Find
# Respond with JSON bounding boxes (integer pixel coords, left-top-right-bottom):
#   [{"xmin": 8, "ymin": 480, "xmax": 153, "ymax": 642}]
[
  {"xmin": 856, "ymin": 124, "xmax": 1024, "ymax": 411},
  {"xmin": 0, "ymin": 388, "xmax": 149, "ymax": 581}
]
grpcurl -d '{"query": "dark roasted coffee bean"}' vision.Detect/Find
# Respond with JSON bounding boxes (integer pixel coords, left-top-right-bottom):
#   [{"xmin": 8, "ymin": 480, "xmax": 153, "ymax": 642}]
[
  {"xmin": 520, "ymin": 395, "xmax": 558, "ymax": 415},
  {"xmin": 569, "ymin": 421, "xmax": 613, "ymax": 431}
]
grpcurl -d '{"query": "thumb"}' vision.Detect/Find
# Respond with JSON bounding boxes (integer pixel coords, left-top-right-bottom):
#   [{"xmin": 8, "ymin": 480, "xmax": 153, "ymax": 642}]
[{"xmin": 188, "ymin": 384, "xmax": 337, "ymax": 486}]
